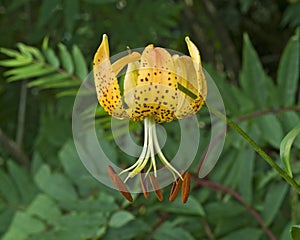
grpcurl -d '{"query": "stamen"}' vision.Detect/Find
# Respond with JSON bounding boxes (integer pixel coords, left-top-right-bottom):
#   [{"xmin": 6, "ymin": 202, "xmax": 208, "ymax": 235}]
[
  {"xmin": 140, "ymin": 173, "xmax": 149, "ymax": 199},
  {"xmin": 127, "ymin": 142, "xmax": 150, "ymax": 180},
  {"xmin": 182, "ymin": 172, "xmax": 190, "ymax": 203},
  {"xmin": 119, "ymin": 118, "xmax": 149, "ymax": 176},
  {"xmin": 152, "ymin": 125, "xmax": 183, "ymax": 181},
  {"xmin": 107, "ymin": 166, "xmax": 133, "ymax": 202},
  {"xmin": 120, "ymin": 117, "xmax": 183, "ymax": 187},
  {"xmin": 149, "ymin": 173, "xmax": 163, "ymax": 201},
  {"xmin": 169, "ymin": 177, "xmax": 183, "ymax": 202},
  {"xmin": 148, "ymin": 118, "xmax": 157, "ymax": 177}
]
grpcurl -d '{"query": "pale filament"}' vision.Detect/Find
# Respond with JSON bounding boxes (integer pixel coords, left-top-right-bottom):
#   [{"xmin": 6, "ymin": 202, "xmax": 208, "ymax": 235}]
[{"xmin": 120, "ymin": 117, "xmax": 182, "ymax": 182}]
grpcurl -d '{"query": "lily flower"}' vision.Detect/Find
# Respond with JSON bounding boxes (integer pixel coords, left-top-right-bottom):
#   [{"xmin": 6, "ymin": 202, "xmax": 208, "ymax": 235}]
[{"xmin": 93, "ymin": 34, "xmax": 206, "ymax": 202}]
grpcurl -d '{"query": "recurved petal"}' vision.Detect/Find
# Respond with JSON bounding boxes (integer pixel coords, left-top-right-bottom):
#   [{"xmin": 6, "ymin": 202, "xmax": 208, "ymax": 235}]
[
  {"xmin": 112, "ymin": 52, "xmax": 141, "ymax": 76},
  {"xmin": 93, "ymin": 34, "xmax": 109, "ymax": 66},
  {"xmin": 172, "ymin": 37, "xmax": 207, "ymax": 118},
  {"xmin": 93, "ymin": 35, "xmax": 126, "ymax": 118},
  {"xmin": 93, "ymin": 35, "xmax": 140, "ymax": 119},
  {"xmin": 173, "ymin": 55, "xmax": 204, "ymax": 118},
  {"xmin": 185, "ymin": 36, "xmax": 201, "ymax": 72},
  {"xmin": 185, "ymin": 37, "xmax": 206, "ymax": 97}
]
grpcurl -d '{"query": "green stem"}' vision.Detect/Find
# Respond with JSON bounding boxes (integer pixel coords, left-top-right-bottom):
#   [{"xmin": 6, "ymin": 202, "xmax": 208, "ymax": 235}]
[{"xmin": 208, "ymin": 104, "xmax": 300, "ymax": 194}]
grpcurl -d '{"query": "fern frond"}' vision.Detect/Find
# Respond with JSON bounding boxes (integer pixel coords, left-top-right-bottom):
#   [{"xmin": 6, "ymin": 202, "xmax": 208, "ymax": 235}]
[{"xmin": 0, "ymin": 39, "xmax": 89, "ymax": 97}]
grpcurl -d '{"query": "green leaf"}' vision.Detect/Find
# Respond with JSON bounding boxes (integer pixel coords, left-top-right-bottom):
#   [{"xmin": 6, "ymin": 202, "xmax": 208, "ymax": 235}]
[
  {"xmin": 26, "ymin": 194, "xmax": 61, "ymax": 223},
  {"xmin": 83, "ymin": 0, "xmax": 118, "ymax": 4},
  {"xmin": 0, "ymin": 57, "xmax": 32, "ymax": 67},
  {"xmin": 256, "ymin": 114, "xmax": 284, "ymax": 148},
  {"xmin": 2, "ymin": 212, "xmax": 45, "ymax": 240},
  {"xmin": 43, "ymin": 48, "xmax": 60, "ymax": 68},
  {"xmin": 240, "ymin": 33, "xmax": 268, "ymax": 109},
  {"xmin": 56, "ymin": 89, "xmax": 83, "ymax": 97},
  {"xmin": 58, "ymin": 43, "xmax": 74, "ymax": 74},
  {"xmin": 5, "ymin": 64, "xmax": 55, "ymax": 81},
  {"xmin": 223, "ymin": 145, "xmax": 245, "ymax": 187},
  {"xmin": 39, "ymin": 79, "xmax": 80, "ymax": 89},
  {"xmin": 205, "ymin": 202, "xmax": 245, "ymax": 221},
  {"xmin": 277, "ymin": 29, "xmax": 299, "ymax": 106},
  {"xmin": 280, "ymin": 123, "xmax": 300, "ymax": 177},
  {"xmin": 238, "ymin": 147, "xmax": 255, "ymax": 204},
  {"xmin": 280, "ymin": 222, "xmax": 293, "ymax": 240},
  {"xmin": 59, "ymin": 141, "xmax": 99, "ymax": 196},
  {"xmin": 59, "ymin": 195, "xmax": 118, "ymax": 214},
  {"xmin": 7, "ymin": 161, "xmax": 37, "ymax": 204},
  {"xmin": 282, "ymin": 3, "xmax": 300, "ymax": 28},
  {"xmin": 215, "ymin": 215, "xmax": 254, "ymax": 237},
  {"xmin": 109, "ymin": 211, "xmax": 135, "ymax": 228},
  {"xmin": 0, "ymin": 169, "xmax": 20, "ymax": 205},
  {"xmin": 290, "ymin": 225, "xmax": 300, "ymax": 240},
  {"xmin": 27, "ymin": 73, "xmax": 68, "ymax": 88},
  {"xmin": 72, "ymin": 45, "xmax": 88, "ymax": 80},
  {"xmin": 220, "ymin": 227, "xmax": 262, "ymax": 240},
  {"xmin": 163, "ymin": 195, "xmax": 205, "ymax": 216},
  {"xmin": 0, "ymin": 209, "xmax": 14, "ymax": 233},
  {"xmin": 34, "ymin": 164, "xmax": 77, "ymax": 202},
  {"xmin": 0, "ymin": 47, "xmax": 23, "ymax": 58},
  {"xmin": 153, "ymin": 222, "xmax": 195, "ymax": 240},
  {"xmin": 262, "ymin": 182, "xmax": 289, "ymax": 226},
  {"xmin": 102, "ymin": 219, "xmax": 149, "ymax": 240},
  {"xmin": 17, "ymin": 43, "xmax": 44, "ymax": 62},
  {"xmin": 279, "ymin": 111, "xmax": 300, "ymax": 139},
  {"xmin": 46, "ymin": 212, "xmax": 106, "ymax": 239}
]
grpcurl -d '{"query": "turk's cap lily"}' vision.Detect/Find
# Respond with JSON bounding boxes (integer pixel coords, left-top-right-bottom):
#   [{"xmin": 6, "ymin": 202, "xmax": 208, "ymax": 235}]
[
  {"xmin": 93, "ymin": 35, "xmax": 206, "ymax": 203},
  {"xmin": 93, "ymin": 34, "xmax": 207, "ymax": 123}
]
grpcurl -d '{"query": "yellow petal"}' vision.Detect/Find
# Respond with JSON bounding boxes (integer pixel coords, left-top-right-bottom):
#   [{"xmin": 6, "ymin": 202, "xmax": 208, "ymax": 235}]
[
  {"xmin": 123, "ymin": 60, "xmax": 140, "ymax": 111},
  {"xmin": 130, "ymin": 45, "xmax": 178, "ymax": 123},
  {"xmin": 185, "ymin": 36, "xmax": 201, "ymax": 72},
  {"xmin": 185, "ymin": 36, "xmax": 206, "ymax": 96},
  {"xmin": 93, "ymin": 34, "xmax": 126, "ymax": 118},
  {"xmin": 173, "ymin": 55, "xmax": 195, "ymax": 118},
  {"xmin": 183, "ymin": 37, "xmax": 207, "ymax": 115},
  {"xmin": 112, "ymin": 52, "xmax": 141, "ymax": 76},
  {"xmin": 170, "ymin": 38, "xmax": 207, "ymax": 118}
]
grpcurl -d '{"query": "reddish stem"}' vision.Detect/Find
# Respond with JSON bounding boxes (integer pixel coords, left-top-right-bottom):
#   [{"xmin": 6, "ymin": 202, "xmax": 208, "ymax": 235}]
[{"xmin": 192, "ymin": 175, "xmax": 276, "ymax": 240}]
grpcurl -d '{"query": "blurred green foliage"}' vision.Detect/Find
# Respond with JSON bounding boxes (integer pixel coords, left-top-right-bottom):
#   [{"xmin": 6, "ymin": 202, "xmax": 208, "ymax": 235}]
[{"xmin": 0, "ymin": 0, "xmax": 300, "ymax": 239}]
